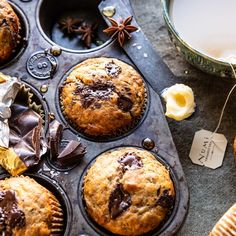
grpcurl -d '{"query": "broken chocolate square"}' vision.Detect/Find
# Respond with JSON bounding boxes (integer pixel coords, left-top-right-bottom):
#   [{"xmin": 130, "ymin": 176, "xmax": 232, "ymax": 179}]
[
  {"xmin": 57, "ymin": 140, "xmax": 86, "ymax": 166},
  {"xmin": 7, "ymin": 104, "xmax": 43, "ymax": 169},
  {"xmin": 48, "ymin": 120, "xmax": 63, "ymax": 159}
]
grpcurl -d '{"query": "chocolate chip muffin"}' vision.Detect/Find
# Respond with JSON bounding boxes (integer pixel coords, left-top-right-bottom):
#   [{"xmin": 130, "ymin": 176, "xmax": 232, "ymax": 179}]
[
  {"xmin": 83, "ymin": 147, "xmax": 175, "ymax": 235},
  {"xmin": 60, "ymin": 57, "xmax": 146, "ymax": 137},
  {"xmin": 0, "ymin": 0, "xmax": 21, "ymax": 64},
  {"xmin": 0, "ymin": 176, "xmax": 64, "ymax": 235}
]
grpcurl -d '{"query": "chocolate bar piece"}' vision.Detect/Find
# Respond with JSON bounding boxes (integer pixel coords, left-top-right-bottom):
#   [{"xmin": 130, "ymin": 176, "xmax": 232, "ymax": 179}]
[
  {"xmin": 9, "ymin": 104, "xmax": 43, "ymax": 168},
  {"xmin": 57, "ymin": 140, "xmax": 86, "ymax": 166},
  {"xmin": 47, "ymin": 119, "xmax": 86, "ymax": 167},
  {"xmin": 48, "ymin": 120, "xmax": 63, "ymax": 159}
]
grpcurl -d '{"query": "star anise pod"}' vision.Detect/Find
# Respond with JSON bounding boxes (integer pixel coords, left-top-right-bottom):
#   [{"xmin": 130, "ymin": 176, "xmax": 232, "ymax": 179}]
[
  {"xmin": 59, "ymin": 17, "xmax": 83, "ymax": 34},
  {"xmin": 103, "ymin": 16, "xmax": 138, "ymax": 46},
  {"xmin": 75, "ymin": 22, "xmax": 98, "ymax": 48}
]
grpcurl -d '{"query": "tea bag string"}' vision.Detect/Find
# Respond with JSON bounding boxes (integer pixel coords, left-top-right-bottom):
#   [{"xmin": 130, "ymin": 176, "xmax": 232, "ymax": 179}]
[{"xmin": 211, "ymin": 62, "xmax": 236, "ymax": 138}]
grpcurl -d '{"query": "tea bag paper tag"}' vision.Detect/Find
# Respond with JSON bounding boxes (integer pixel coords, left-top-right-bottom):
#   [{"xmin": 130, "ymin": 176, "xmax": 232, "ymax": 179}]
[{"xmin": 189, "ymin": 129, "xmax": 227, "ymax": 169}]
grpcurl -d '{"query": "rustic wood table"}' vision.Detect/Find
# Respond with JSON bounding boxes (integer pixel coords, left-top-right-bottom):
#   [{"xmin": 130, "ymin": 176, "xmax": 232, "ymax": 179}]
[{"xmin": 132, "ymin": 0, "xmax": 236, "ymax": 235}]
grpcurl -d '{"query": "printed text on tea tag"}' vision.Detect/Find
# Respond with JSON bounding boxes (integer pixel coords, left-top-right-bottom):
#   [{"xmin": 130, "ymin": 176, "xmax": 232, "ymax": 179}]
[{"xmin": 189, "ymin": 129, "xmax": 227, "ymax": 169}]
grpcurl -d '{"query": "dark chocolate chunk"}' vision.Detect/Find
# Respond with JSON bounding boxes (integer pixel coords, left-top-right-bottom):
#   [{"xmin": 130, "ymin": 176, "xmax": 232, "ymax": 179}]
[
  {"xmin": 105, "ymin": 61, "xmax": 122, "ymax": 77},
  {"xmin": 156, "ymin": 189, "xmax": 174, "ymax": 210},
  {"xmin": 109, "ymin": 183, "xmax": 131, "ymax": 219},
  {"xmin": 82, "ymin": 97, "xmax": 94, "ymax": 109},
  {"xmin": 9, "ymin": 104, "xmax": 43, "ymax": 167},
  {"xmin": 0, "ymin": 190, "xmax": 25, "ymax": 235},
  {"xmin": 48, "ymin": 120, "xmax": 63, "ymax": 159},
  {"xmin": 47, "ymin": 119, "xmax": 86, "ymax": 167},
  {"xmin": 93, "ymin": 103, "xmax": 102, "ymax": 109},
  {"xmin": 74, "ymin": 80, "xmax": 115, "ymax": 108},
  {"xmin": 57, "ymin": 140, "xmax": 86, "ymax": 166},
  {"xmin": 118, "ymin": 152, "xmax": 143, "ymax": 172},
  {"xmin": 117, "ymin": 96, "xmax": 133, "ymax": 112}
]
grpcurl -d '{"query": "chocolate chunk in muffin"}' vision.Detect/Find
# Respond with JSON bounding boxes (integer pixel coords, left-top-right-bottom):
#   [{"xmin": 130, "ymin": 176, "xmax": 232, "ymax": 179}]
[
  {"xmin": 0, "ymin": 190, "xmax": 25, "ymax": 235},
  {"xmin": 109, "ymin": 183, "xmax": 131, "ymax": 219},
  {"xmin": 117, "ymin": 96, "xmax": 133, "ymax": 112},
  {"xmin": 118, "ymin": 152, "xmax": 143, "ymax": 172},
  {"xmin": 156, "ymin": 189, "xmax": 175, "ymax": 210},
  {"xmin": 73, "ymin": 80, "xmax": 115, "ymax": 109},
  {"xmin": 105, "ymin": 60, "xmax": 122, "ymax": 77}
]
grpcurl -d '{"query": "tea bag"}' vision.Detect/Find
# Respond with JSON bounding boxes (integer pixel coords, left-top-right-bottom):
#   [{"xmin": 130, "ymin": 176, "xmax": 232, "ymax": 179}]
[{"xmin": 189, "ymin": 63, "xmax": 236, "ymax": 169}]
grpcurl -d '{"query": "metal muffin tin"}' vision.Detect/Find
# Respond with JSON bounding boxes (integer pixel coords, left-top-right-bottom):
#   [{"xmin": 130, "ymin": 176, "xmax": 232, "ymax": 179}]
[{"xmin": 0, "ymin": 0, "xmax": 189, "ymax": 235}]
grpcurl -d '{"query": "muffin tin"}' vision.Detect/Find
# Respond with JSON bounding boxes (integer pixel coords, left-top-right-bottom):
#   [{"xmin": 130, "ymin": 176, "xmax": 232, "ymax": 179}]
[{"xmin": 0, "ymin": 0, "xmax": 189, "ymax": 235}]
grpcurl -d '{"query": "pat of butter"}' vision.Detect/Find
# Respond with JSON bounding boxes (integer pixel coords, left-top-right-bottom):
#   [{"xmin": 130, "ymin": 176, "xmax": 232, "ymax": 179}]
[
  {"xmin": 0, "ymin": 73, "xmax": 7, "ymax": 84},
  {"xmin": 162, "ymin": 84, "xmax": 196, "ymax": 121}
]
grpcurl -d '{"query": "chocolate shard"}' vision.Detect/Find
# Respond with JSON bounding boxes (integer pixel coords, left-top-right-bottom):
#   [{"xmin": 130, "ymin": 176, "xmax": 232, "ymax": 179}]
[
  {"xmin": 105, "ymin": 61, "xmax": 122, "ymax": 77},
  {"xmin": 9, "ymin": 104, "xmax": 43, "ymax": 168},
  {"xmin": 109, "ymin": 183, "xmax": 131, "ymax": 219},
  {"xmin": 157, "ymin": 187, "xmax": 161, "ymax": 197},
  {"xmin": 74, "ymin": 80, "xmax": 115, "ymax": 108},
  {"xmin": 117, "ymin": 96, "xmax": 133, "ymax": 112},
  {"xmin": 48, "ymin": 120, "xmax": 63, "ymax": 159},
  {"xmin": 156, "ymin": 189, "xmax": 175, "ymax": 210},
  {"xmin": 0, "ymin": 190, "xmax": 25, "ymax": 235},
  {"xmin": 57, "ymin": 140, "xmax": 86, "ymax": 166},
  {"xmin": 118, "ymin": 152, "xmax": 143, "ymax": 172}
]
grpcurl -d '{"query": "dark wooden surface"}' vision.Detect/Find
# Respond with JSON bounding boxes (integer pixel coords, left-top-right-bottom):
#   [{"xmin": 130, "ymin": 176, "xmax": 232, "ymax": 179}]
[{"xmin": 131, "ymin": 0, "xmax": 236, "ymax": 235}]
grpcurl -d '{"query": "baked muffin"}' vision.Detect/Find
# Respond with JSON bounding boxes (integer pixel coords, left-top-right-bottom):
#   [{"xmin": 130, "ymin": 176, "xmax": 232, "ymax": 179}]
[
  {"xmin": 83, "ymin": 147, "xmax": 175, "ymax": 235},
  {"xmin": 60, "ymin": 57, "xmax": 146, "ymax": 137},
  {"xmin": 209, "ymin": 203, "xmax": 236, "ymax": 236},
  {"xmin": 0, "ymin": 0, "xmax": 21, "ymax": 64},
  {"xmin": 0, "ymin": 176, "xmax": 64, "ymax": 235}
]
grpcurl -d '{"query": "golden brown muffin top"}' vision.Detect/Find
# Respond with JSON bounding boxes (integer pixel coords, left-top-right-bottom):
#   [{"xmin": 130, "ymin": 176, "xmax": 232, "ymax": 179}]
[
  {"xmin": 83, "ymin": 147, "xmax": 175, "ymax": 235},
  {"xmin": 0, "ymin": 176, "xmax": 63, "ymax": 236},
  {"xmin": 0, "ymin": 0, "xmax": 21, "ymax": 64},
  {"xmin": 60, "ymin": 57, "xmax": 146, "ymax": 137}
]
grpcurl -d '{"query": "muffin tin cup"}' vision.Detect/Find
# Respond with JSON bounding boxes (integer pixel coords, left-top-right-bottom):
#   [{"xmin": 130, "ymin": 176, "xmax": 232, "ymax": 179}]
[
  {"xmin": 0, "ymin": 0, "xmax": 189, "ymax": 235},
  {"xmin": 78, "ymin": 146, "xmax": 180, "ymax": 236},
  {"xmin": 46, "ymin": 139, "xmax": 81, "ymax": 172},
  {"xmin": 15, "ymin": 81, "xmax": 50, "ymax": 129},
  {"xmin": 36, "ymin": 0, "xmax": 112, "ymax": 53},
  {"xmin": 57, "ymin": 61, "xmax": 150, "ymax": 142},
  {"xmin": 0, "ymin": 173, "xmax": 72, "ymax": 236}
]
